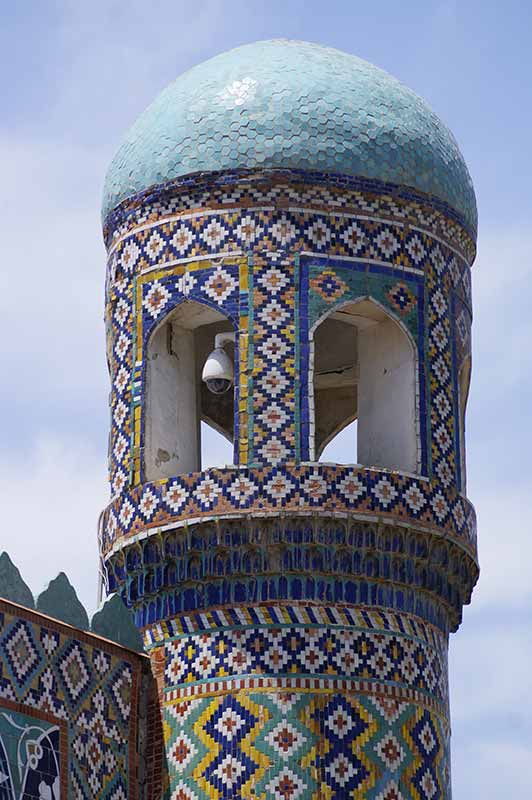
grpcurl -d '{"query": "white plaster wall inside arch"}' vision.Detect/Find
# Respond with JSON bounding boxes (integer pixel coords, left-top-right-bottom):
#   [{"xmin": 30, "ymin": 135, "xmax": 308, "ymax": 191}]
[
  {"xmin": 312, "ymin": 299, "xmax": 418, "ymax": 473},
  {"xmin": 357, "ymin": 310, "xmax": 417, "ymax": 473},
  {"xmin": 458, "ymin": 354, "xmax": 472, "ymax": 492},
  {"xmin": 145, "ymin": 301, "xmax": 234, "ymax": 480}
]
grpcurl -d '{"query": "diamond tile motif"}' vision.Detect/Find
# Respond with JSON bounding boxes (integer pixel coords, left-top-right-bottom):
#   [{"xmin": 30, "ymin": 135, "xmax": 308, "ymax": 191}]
[
  {"xmin": 0, "ymin": 603, "xmax": 143, "ymax": 800},
  {"xmin": 57, "ymin": 641, "xmax": 94, "ymax": 709},
  {"xmin": 164, "ymin": 623, "xmax": 447, "ymax": 706},
  {"xmin": 159, "ymin": 685, "xmax": 451, "ymax": 799},
  {"xmin": 97, "ymin": 48, "xmax": 479, "ymax": 799},
  {"xmin": 2, "ymin": 620, "xmax": 42, "ymax": 691}
]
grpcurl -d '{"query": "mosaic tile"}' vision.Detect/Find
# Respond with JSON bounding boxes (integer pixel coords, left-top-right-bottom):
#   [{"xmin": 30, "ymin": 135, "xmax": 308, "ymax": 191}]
[
  {"xmin": 102, "ymin": 40, "xmax": 477, "ymax": 234},
  {"xmin": 162, "ymin": 624, "xmax": 447, "ymax": 706},
  {"xmin": 103, "ymin": 183, "xmax": 473, "ymax": 521},
  {"xmin": 0, "ymin": 601, "xmax": 146, "ymax": 800},
  {"xmin": 0, "ymin": 705, "xmax": 64, "ymax": 799},
  {"xmin": 160, "ymin": 689, "xmax": 450, "ymax": 800},
  {"xmin": 99, "ymin": 70, "xmax": 478, "ymax": 797}
]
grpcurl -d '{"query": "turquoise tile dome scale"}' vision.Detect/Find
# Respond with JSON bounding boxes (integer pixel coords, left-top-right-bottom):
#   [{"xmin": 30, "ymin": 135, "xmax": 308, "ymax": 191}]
[{"xmin": 102, "ymin": 39, "xmax": 477, "ymax": 232}]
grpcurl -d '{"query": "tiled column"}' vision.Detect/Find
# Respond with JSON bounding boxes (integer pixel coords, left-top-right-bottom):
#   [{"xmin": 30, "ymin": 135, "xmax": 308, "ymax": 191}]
[{"xmin": 144, "ymin": 601, "xmax": 451, "ymax": 800}]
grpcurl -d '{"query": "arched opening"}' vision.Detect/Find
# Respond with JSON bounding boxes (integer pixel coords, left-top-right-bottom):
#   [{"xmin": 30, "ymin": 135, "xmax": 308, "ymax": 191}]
[
  {"xmin": 201, "ymin": 421, "xmax": 234, "ymax": 468},
  {"xmin": 458, "ymin": 355, "xmax": 471, "ymax": 492},
  {"xmin": 319, "ymin": 420, "xmax": 358, "ymax": 464},
  {"xmin": 311, "ymin": 298, "xmax": 417, "ymax": 473},
  {"xmin": 144, "ymin": 300, "xmax": 235, "ymax": 480}
]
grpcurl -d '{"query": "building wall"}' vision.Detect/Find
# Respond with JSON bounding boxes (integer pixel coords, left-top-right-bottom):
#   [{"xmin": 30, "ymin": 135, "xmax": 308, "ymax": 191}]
[{"xmin": 0, "ymin": 598, "xmax": 155, "ymax": 799}]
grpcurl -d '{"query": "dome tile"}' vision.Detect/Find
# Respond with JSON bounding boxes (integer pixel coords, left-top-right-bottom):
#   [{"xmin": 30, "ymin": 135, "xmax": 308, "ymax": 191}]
[{"xmin": 103, "ymin": 39, "xmax": 476, "ymax": 233}]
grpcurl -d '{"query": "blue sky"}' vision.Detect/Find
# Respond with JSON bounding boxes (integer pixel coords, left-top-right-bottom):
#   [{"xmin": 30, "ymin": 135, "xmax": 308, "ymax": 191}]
[{"xmin": 1, "ymin": 2, "xmax": 531, "ymax": 796}]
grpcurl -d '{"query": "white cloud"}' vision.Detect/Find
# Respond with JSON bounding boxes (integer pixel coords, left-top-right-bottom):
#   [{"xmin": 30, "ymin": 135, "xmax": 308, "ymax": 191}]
[
  {"xmin": 1, "ymin": 14, "xmax": 530, "ymax": 797},
  {"xmin": 460, "ymin": 225, "xmax": 532, "ymax": 611},
  {"xmin": 0, "ymin": 432, "xmax": 107, "ymax": 617},
  {"xmin": 464, "ymin": 481, "xmax": 532, "ymax": 609},
  {"xmin": 40, "ymin": 0, "xmax": 232, "ymax": 149},
  {"xmin": 452, "ymin": 739, "xmax": 532, "ymax": 800},
  {"xmin": 0, "ymin": 137, "xmax": 109, "ymax": 445},
  {"xmin": 469, "ymin": 225, "xmax": 532, "ymax": 400},
  {"xmin": 450, "ymin": 616, "xmax": 532, "ymax": 798},
  {"xmin": 450, "ymin": 617, "xmax": 532, "ymax": 722}
]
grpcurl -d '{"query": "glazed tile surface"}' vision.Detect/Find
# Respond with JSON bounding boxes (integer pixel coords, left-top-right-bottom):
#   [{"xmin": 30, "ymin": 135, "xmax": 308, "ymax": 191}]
[
  {"xmin": 0, "ymin": 600, "xmax": 147, "ymax": 800},
  {"xmin": 102, "ymin": 40, "xmax": 476, "ymax": 233},
  {"xmin": 97, "ymin": 39, "xmax": 479, "ymax": 800}
]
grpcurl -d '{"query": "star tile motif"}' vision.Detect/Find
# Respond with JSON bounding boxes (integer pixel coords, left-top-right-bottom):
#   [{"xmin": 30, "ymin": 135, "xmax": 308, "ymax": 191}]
[
  {"xmin": 143, "ymin": 280, "xmax": 171, "ymax": 318},
  {"xmin": 169, "ymin": 733, "xmax": 197, "ymax": 773},
  {"xmin": 203, "ymin": 266, "xmax": 237, "ymax": 304},
  {"xmin": 375, "ymin": 733, "xmax": 406, "ymax": 771},
  {"xmin": 266, "ymin": 721, "xmax": 307, "ymax": 760},
  {"xmin": 266, "ymin": 768, "xmax": 306, "ymax": 800}
]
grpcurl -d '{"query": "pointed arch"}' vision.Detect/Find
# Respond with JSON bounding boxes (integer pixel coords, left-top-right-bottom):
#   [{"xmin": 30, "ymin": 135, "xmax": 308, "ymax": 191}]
[
  {"xmin": 310, "ymin": 296, "xmax": 418, "ymax": 472},
  {"xmin": 144, "ymin": 298, "xmax": 236, "ymax": 480},
  {"xmin": 458, "ymin": 354, "xmax": 471, "ymax": 492}
]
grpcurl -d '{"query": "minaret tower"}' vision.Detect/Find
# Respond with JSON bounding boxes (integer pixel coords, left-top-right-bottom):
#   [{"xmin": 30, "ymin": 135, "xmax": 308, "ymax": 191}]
[{"xmin": 100, "ymin": 41, "xmax": 478, "ymax": 799}]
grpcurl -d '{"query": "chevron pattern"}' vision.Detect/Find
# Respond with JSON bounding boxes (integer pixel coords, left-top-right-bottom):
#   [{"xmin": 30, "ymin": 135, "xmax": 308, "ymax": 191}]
[{"xmin": 162, "ymin": 690, "xmax": 450, "ymax": 799}]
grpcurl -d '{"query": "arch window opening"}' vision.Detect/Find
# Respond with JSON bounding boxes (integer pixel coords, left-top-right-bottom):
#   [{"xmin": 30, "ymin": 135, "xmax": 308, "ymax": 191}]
[
  {"xmin": 312, "ymin": 299, "xmax": 418, "ymax": 473},
  {"xmin": 144, "ymin": 300, "xmax": 235, "ymax": 481},
  {"xmin": 320, "ymin": 419, "xmax": 358, "ymax": 464},
  {"xmin": 458, "ymin": 355, "xmax": 471, "ymax": 492},
  {"xmin": 201, "ymin": 421, "xmax": 233, "ymax": 468}
]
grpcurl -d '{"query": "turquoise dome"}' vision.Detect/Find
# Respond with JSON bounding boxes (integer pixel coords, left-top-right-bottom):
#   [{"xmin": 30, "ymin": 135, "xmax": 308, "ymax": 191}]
[{"xmin": 103, "ymin": 39, "xmax": 477, "ymax": 232}]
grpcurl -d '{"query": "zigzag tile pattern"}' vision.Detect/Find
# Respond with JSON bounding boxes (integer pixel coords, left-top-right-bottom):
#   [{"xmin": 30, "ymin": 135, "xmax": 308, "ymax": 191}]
[{"xmin": 161, "ymin": 689, "xmax": 450, "ymax": 799}]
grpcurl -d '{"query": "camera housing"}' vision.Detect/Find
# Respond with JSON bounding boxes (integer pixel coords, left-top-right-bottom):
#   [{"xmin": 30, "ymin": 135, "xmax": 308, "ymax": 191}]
[{"xmin": 202, "ymin": 333, "xmax": 235, "ymax": 395}]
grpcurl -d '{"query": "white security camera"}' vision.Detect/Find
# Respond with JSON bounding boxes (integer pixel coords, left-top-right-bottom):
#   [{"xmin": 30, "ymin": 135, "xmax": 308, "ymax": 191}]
[{"xmin": 202, "ymin": 332, "xmax": 235, "ymax": 395}]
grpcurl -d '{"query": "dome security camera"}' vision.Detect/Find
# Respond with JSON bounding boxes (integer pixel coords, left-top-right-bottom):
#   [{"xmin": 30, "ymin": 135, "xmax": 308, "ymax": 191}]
[{"xmin": 202, "ymin": 332, "xmax": 235, "ymax": 395}]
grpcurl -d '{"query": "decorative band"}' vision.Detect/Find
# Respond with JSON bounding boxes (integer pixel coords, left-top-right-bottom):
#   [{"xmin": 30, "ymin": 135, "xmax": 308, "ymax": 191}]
[
  {"xmin": 143, "ymin": 603, "xmax": 446, "ymax": 651},
  {"xmin": 163, "ymin": 675, "xmax": 448, "ymax": 719},
  {"xmin": 101, "ymin": 465, "xmax": 478, "ymax": 557},
  {"xmin": 162, "ymin": 624, "xmax": 447, "ymax": 704},
  {"xmin": 103, "ymin": 168, "xmax": 476, "ymax": 252}
]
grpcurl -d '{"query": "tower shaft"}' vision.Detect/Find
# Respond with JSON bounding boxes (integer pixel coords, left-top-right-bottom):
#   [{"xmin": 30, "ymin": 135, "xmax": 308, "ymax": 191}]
[{"xmin": 100, "ymin": 38, "xmax": 478, "ymax": 800}]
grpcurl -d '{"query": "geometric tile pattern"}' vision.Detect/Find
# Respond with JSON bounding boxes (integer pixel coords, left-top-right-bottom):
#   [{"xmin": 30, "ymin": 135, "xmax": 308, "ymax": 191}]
[
  {"xmin": 109, "ymin": 258, "xmax": 240, "ymax": 490},
  {"xmin": 101, "ymin": 462, "xmax": 477, "ymax": 555},
  {"xmin": 135, "ymin": 259, "xmax": 240, "ymax": 484},
  {"xmin": 103, "ymin": 173, "xmax": 475, "ymax": 262},
  {"xmin": 105, "ymin": 184, "xmax": 474, "ymax": 484},
  {"xmin": 249, "ymin": 251, "xmax": 298, "ymax": 464},
  {"xmin": 102, "ymin": 175, "xmax": 475, "ymax": 574},
  {"xmin": 161, "ymin": 689, "xmax": 451, "ymax": 799},
  {"xmin": 144, "ymin": 604, "xmax": 447, "ymax": 649},
  {"xmin": 100, "ymin": 171, "xmax": 476, "ymax": 799},
  {"xmin": 152, "ymin": 606, "xmax": 451, "ymax": 797},
  {"xmin": 162, "ymin": 624, "xmax": 448, "ymax": 707},
  {"xmin": 0, "ymin": 600, "xmax": 145, "ymax": 800},
  {"xmin": 303, "ymin": 258, "xmax": 425, "ymax": 466},
  {"xmin": 104, "ymin": 514, "xmax": 477, "ymax": 633}
]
